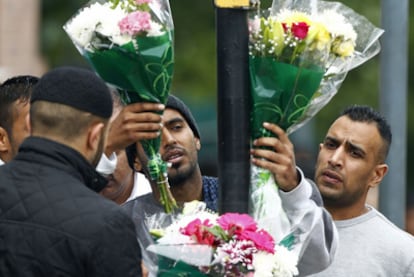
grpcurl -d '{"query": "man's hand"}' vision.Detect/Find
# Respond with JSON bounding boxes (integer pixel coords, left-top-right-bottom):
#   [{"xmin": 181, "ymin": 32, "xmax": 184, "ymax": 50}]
[
  {"xmin": 105, "ymin": 102, "xmax": 164, "ymax": 156},
  {"xmin": 250, "ymin": 122, "xmax": 299, "ymax": 192}
]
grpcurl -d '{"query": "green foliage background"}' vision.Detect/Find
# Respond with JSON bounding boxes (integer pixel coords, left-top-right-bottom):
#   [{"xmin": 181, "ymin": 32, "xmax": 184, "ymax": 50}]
[{"xmin": 40, "ymin": 0, "xmax": 413, "ymax": 188}]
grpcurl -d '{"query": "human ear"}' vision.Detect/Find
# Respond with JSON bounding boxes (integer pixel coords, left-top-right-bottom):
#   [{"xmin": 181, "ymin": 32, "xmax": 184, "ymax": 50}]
[
  {"xmin": 25, "ymin": 113, "xmax": 31, "ymax": 134},
  {"xmin": 369, "ymin": 164, "xmax": 388, "ymax": 188},
  {"xmin": 133, "ymin": 156, "xmax": 142, "ymax": 172},
  {"xmin": 0, "ymin": 127, "xmax": 11, "ymax": 152},
  {"xmin": 195, "ymin": 138, "xmax": 201, "ymax": 151},
  {"xmin": 87, "ymin": 122, "xmax": 105, "ymax": 151}
]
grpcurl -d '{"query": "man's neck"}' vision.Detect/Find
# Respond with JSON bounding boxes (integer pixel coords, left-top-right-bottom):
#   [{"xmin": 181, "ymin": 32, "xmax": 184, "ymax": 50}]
[
  {"xmin": 326, "ymin": 204, "xmax": 370, "ymax": 221},
  {"xmin": 170, "ymin": 169, "xmax": 203, "ymax": 205}
]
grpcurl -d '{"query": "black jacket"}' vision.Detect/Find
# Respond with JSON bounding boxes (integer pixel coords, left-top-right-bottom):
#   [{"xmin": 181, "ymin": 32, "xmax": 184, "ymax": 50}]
[{"xmin": 0, "ymin": 137, "xmax": 142, "ymax": 277}]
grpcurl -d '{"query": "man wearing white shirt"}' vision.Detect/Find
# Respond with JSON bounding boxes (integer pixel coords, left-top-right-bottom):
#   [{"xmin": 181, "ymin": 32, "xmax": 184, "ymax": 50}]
[
  {"xmin": 98, "ymin": 88, "xmax": 159, "ymax": 204},
  {"xmin": 99, "ymin": 148, "xmax": 152, "ymax": 204}
]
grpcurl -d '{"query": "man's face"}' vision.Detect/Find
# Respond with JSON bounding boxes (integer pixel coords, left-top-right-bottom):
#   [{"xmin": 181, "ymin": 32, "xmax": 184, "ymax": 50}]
[
  {"xmin": 100, "ymin": 150, "xmax": 134, "ymax": 202},
  {"xmin": 314, "ymin": 116, "xmax": 385, "ymax": 208},
  {"xmin": 159, "ymin": 108, "xmax": 200, "ymax": 185},
  {"xmin": 6, "ymin": 100, "xmax": 30, "ymax": 161}
]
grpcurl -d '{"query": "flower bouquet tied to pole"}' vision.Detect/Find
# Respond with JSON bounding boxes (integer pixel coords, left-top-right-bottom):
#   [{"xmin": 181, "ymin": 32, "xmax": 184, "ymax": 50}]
[
  {"xmin": 147, "ymin": 201, "xmax": 299, "ymax": 276},
  {"xmin": 248, "ymin": 0, "xmax": 383, "ymax": 240},
  {"xmin": 64, "ymin": 0, "xmax": 177, "ymax": 213}
]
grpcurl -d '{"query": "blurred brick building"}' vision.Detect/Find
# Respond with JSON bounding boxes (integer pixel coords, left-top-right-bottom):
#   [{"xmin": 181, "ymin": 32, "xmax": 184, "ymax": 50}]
[{"xmin": 0, "ymin": 0, "xmax": 46, "ymax": 82}]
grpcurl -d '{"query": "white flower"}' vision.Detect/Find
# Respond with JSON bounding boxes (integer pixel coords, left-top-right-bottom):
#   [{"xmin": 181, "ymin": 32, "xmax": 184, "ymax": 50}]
[
  {"xmin": 64, "ymin": 2, "xmax": 136, "ymax": 50},
  {"xmin": 318, "ymin": 10, "xmax": 357, "ymax": 42},
  {"xmin": 147, "ymin": 21, "xmax": 164, "ymax": 37},
  {"xmin": 95, "ymin": 4, "xmax": 132, "ymax": 45},
  {"xmin": 248, "ymin": 15, "xmax": 261, "ymax": 35},
  {"xmin": 64, "ymin": 3, "xmax": 105, "ymax": 48},
  {"xmin": 253, "ymin": 245, "xmax": 298, "ymax": 277}
]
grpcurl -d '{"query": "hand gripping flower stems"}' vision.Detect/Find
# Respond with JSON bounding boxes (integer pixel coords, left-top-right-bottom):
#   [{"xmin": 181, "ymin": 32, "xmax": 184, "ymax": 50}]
[
  {"xmin": 64, "ymin": 0, "xmax": 178, "ymax": 213},
  {"xmin": 248, "ymin": 0, "xmax": 383, "ymax": 240}
]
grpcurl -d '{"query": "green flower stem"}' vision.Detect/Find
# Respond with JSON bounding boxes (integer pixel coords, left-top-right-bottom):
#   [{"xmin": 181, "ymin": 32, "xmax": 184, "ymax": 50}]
[
  {"xmin": 156, "ymin": 174, "xmax": 178, "ymax": 214},
  {"xmin": 146, "ymin": 146, "xmax": 177, "ymax": 214}
]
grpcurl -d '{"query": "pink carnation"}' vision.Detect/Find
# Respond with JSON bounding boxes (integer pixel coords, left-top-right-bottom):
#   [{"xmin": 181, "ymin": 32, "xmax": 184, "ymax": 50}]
[
  {"xmin": 118, "ymin": 11, "xmax": 151, "ymax": 36},
  {"xmin": 135, "ymin": 0, "xmax": 151, "ymax": 4},
  {"xmin": 180, "ymin": 218, "xmax": 216, "ymax": 246}
]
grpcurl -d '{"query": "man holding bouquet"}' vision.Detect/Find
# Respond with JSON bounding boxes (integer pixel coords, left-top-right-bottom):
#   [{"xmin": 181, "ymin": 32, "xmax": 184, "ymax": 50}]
[
  {"xmin": 251, "ymin": 121, "xmax": 338, "ymax": 276},
  {"xmin": 124, "ymin": 94, "xmax": 337, "ymax": 276},
  {"xmin": 123, "ymin": 94, "xmax": 218, "ymax": 273}
]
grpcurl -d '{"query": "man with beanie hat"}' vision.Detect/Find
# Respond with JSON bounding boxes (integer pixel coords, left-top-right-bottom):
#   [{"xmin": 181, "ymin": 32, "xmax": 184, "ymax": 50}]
[
  {"xmin": 122, "ymin": 94, "xmax": 218, "ymax": 273},
  {"xmin": 0, "ymin": 66, "xmax": 142, "ymax": 276}
]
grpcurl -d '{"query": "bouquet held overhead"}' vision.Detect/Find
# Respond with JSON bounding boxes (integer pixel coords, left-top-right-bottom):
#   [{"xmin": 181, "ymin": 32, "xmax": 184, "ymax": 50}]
[{"xmin": 64, "ymin": 0, "xmax": 177, "ymax": 213}]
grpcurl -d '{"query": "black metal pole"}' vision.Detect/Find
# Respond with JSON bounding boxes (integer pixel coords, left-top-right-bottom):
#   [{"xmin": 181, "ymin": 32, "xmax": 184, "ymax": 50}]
[{"xmin": 216, "ymin": 7, "xmax": 250, "ymax": 214}]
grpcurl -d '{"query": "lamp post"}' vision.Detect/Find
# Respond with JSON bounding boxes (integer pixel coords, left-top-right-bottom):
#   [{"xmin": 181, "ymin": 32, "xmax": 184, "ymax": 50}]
[
  {"xmin": 215, "ymin": 0, "xmax": 252, "ymax": 214},
  {"xmin": 379, "ymin": 0, "xmax": 409, "ymax": 228}
]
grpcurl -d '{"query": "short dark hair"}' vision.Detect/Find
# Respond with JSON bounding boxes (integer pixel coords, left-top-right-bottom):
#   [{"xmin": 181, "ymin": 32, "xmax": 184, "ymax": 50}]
[
  {"xmin": 341, "ymin": 105, "xmax": 392, "ymax": 162},
  {"xmin": 0, "ymin": 75, "xmax": 38, "ymax": 134}
]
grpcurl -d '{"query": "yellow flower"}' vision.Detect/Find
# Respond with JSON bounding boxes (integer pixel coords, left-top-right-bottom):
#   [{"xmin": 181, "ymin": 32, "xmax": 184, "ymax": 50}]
[
  {"xmin": 306, "ymin": 22, "xmax": 331, "ymax": 51},
  {"xmin": 277, "ymin": 10, "xmax": 312, "ymax": 27},
  {"xmin": 332, "ymin": 38, "xmax": 355, "ymax": 57}
]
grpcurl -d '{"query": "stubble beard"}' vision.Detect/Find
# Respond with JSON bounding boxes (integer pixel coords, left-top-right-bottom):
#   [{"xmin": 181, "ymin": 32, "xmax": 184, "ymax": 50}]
[{"xmin": 168, "ymin": 160, "xmax": 198, "ymax": 188}]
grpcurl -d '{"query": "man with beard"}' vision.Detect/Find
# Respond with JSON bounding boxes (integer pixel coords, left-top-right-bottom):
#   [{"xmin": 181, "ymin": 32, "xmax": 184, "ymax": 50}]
[
  {"xmin": 123, "ymin": 95, "xmax": 338, "ymax": 276},
  {"xmin": 124, "ymin": 95, "xmax": 218, "ymax": 211},
  {"xmin": 0, "ymin": 66, "xmax": 142, "ymax": 277},
  {"xmin": 0, "ymin": 75, "xmax": 38, "ymax": 164},
  {"xmin": 309, "ymin": 105, "xmax": 414, "ymax": 276},
  {"xmin": 123, "ymin": 95, "xmax": 218, "ymax": 274}
]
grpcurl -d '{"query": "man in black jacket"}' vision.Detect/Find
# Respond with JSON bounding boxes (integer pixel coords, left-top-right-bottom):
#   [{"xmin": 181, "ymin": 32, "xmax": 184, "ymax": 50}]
[{"xmin": 0, "ymin": 66, "xmax": 142, "ymax": 276}]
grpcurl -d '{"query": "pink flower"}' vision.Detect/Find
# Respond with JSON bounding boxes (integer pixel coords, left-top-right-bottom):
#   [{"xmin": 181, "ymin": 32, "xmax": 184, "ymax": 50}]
[
  {"xmin": 135, "ymin": 0, "xmax": 151, "ymax": 4},
  {"xmin": 180, "ymin": 218, "xmax": 216, "ymax": 246},
  {"xmin": 291, "ymin": 22, "xmax": 309, "ymax": 39},
  {"xmin": 118, "ymin": 11, "xmax": 151, "ymax": 36},
  {"xmin": 240, "ymin": 229, "xmax": 275, "ymax": 253},
  {"xmin": 217, "ymin": 213, "xmax": 257, "ymax": 237}
]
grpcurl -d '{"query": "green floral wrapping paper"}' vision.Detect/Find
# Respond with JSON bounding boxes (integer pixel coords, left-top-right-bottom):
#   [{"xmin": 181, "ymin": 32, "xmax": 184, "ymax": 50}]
[{"xmin": 64, "ymin": 0, "xmax": 177, "ymax": 214}]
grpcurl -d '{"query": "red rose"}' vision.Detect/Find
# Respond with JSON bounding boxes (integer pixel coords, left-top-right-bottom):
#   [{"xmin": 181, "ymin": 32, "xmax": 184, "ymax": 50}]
[{"xmin": 291, "ymin": 22, "xmax": 309, "ymax": 39}]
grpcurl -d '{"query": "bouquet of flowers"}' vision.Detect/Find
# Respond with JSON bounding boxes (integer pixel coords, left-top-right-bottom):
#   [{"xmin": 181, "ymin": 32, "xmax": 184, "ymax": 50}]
[
  {"xmin": 248, "ymin": 0, "xmax": 383, "ymax": 239},
  {"xmin": 147, "ymin": 201, "xmax": 299, "ymax": 276},
  {"xmin": 64, "ymin": 0, "xmax": 177, "ymax": 213}
]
